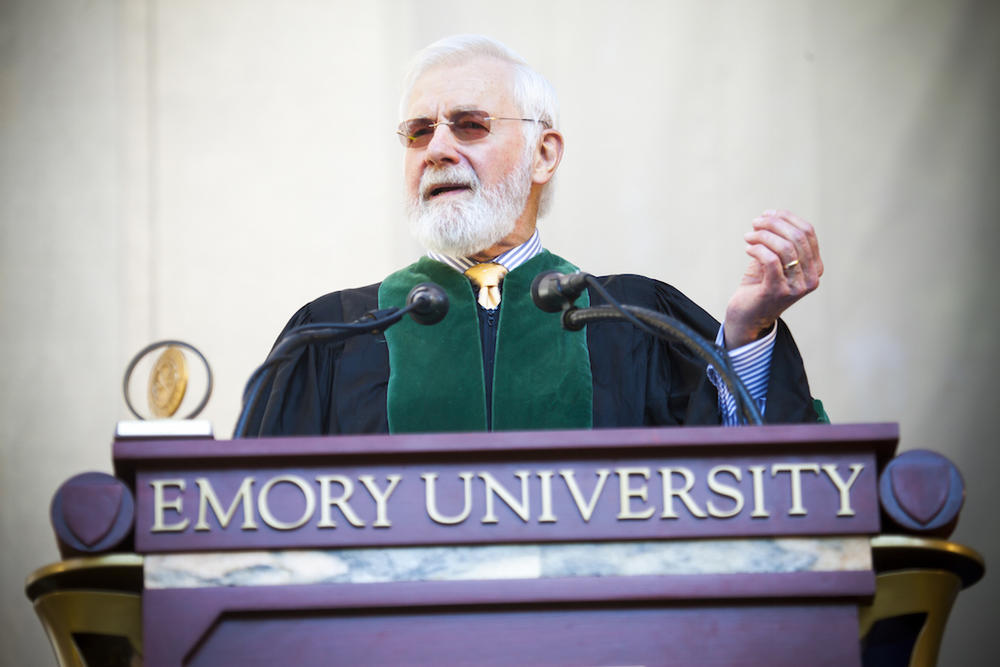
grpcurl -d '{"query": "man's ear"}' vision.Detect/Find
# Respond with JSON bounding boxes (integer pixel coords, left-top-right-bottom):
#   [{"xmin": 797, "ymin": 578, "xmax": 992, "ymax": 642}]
[{"xmin": 532, "ymin": 129, "xmax": 564, "ymax": 185}]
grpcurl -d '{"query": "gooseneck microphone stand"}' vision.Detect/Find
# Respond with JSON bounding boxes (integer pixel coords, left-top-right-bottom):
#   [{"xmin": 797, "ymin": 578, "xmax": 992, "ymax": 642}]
[
  {"xmin": 531, "ymin": 271, "xmax": 764, "ymax": 426},
  {"xmin": 233, "ymin": 283, "xmax": 449, "ymax": 438}
]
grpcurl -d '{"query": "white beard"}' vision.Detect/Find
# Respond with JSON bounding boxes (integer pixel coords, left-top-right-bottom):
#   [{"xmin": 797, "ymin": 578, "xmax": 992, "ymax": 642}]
[{"xmin": 408, "ymin": 158, "xmax": 532, "ymax": 257}]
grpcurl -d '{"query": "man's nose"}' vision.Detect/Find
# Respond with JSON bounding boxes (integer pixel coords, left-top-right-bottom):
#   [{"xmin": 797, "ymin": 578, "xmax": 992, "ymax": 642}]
[{"xmin": 423, "ymin": 122, "xmax": 461, "ymax": 165}]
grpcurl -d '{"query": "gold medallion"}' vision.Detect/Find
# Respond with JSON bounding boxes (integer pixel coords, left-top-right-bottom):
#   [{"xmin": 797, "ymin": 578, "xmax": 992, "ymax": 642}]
[{"xmin": 148, "ymin": 346, "xmax": 188, "ymax": 418}]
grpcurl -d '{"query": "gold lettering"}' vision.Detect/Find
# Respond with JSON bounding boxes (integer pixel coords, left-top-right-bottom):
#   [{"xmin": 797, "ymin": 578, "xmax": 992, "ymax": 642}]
[
  {"xmin": 358, "ymin": 474, "xmax": 401, "ymax": 528},
  {"xmin": 560, "ymin": 469, "xmax": 610, "ymax": 522},
  {"xmin": 821, "ymin": 463, "xmax": 864, "ymax": 517},
  {"xmin": 748, "ymin": 465, "xmax": 770, "ymax": 518},
  {"xmin": 151, "ymin": 479, "xmax": 189, "ymax": 532},
  {"xmin": 706, "ymin": 466, "xmax": 744, "ymax": 518},
  {"xmin": 537, "ymin": 471, "xmax": 557, "ymax": 523},
  {"xmin": 658, "ymin": 467, "xmax": 708, "ymax": 519},
  {"xmin": 423, "ymin": 472, "xmax": 474, "ymax": 525},
  {"xmin": 316, "ymin": 475, "xmax": 365, "ymax": 528},
  {"xmin": 258, "ymin": 475, "xmax": 316, "ymax": 530},
  {"xmin": 480, "ymin": 471, "xmax": 531, "ymax": 524},
  {"xmin": 772, "ymin": 463, "xmax": 820, "ymax": 516},
  {"xmin": 194, "ymin": 477, "xmax": 258, "ymax": 531},
  {"xmin": 617, "ymin": 467, "xmax": 655, "ymax": 520}
]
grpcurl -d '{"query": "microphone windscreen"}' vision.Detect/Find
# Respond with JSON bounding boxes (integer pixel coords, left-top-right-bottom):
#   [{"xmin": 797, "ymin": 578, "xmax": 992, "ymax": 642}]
[
  {"xmin": 407, "ymin": 282, "xmax": 449, "ymax": 325},
  {"xmin": 531, "ymin": 271, "xmax": 568, "ymax": 312}
]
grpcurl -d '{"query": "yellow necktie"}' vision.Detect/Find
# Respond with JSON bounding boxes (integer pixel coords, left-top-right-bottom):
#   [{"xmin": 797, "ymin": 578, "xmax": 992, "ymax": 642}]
[{"xmin": 464, "ymin": 263, "xmax": 509, "ymax": 310}]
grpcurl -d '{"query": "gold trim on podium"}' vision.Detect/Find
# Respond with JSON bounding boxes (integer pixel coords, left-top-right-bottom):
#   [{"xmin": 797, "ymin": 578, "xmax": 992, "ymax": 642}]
[
  {"xmin": 858, "ymin": 536, "xmax": 986, "ymax": 667},
  {"xmin": 25, "ymin": 555, "xmax": 143, "ymax": 667}
]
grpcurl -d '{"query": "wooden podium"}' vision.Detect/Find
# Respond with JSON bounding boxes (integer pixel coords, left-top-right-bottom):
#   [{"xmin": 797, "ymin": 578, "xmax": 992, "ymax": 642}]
[{"xmin": 28, "ymin": 423, "xmax": 985, "ymax": 666}]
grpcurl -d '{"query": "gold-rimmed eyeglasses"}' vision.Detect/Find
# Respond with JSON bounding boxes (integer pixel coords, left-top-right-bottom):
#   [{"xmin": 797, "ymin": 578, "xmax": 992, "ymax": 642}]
[{"xmin": 397, "ymin": 109, "xmax": 551, "ymax": 148}]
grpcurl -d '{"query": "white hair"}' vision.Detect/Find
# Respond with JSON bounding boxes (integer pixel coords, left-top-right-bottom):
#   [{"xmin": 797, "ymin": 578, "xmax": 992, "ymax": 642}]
[{"xmin": 400, "ymin": 34, "xmax": 560, "ymax": 216}]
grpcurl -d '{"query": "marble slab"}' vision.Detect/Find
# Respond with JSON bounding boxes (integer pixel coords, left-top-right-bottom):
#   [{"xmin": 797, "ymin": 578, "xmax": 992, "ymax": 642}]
[{"xmin": 145, "ymin": 536, "xmax": 870, "ymax": 589}]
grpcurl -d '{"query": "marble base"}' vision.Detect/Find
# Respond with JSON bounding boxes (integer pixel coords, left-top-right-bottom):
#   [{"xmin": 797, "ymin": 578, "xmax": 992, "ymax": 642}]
[{"xmin": 145, "ymin": 536, "xmax": 870, "ymax": 589}]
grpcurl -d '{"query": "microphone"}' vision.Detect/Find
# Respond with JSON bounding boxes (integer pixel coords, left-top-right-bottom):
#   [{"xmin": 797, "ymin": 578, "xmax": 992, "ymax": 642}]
[
  {"xmin": 531, "ymin": 271, "xmax": 591, "ymax": 312},
  {"xmin": 406, "ymin": 282, "xmax": 449, "ymax": 325}
]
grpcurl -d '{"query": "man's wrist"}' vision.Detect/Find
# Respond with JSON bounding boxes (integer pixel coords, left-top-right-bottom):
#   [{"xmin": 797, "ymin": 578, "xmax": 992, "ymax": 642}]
[
  {"xmin": 723, "ymin": 320, "xmax": 776, "ymax": 350},
  {"xmin": 721, "ymin": 321, "xmax": 777, "ymax": 357}
]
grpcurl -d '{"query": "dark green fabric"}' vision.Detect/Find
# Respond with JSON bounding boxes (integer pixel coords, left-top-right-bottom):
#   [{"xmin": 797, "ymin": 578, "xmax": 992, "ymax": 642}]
[
  {"xmin": 378, "ymin": 251, "xmax": 592, "ymax": 433},
  {"xmin": 380, "ymin": 257, "xmax": 486, "ymax": 433},
  {"xmin": 813, "ymin": 398, "xmax": 830, "ymax": 424},
  {"xmin": 492, "ymin": 252, "xmax": 591, "ymax": 430}
]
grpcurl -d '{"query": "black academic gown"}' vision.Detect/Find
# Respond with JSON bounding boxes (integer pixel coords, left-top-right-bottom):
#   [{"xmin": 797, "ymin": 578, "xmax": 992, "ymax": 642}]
[{"xmin": 244, "ymin": 273, "xmax": 817, "ymax": 436}]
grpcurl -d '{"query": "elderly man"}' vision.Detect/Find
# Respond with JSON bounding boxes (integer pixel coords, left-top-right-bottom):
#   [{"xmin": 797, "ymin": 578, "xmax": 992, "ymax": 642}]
[{"xmin": 245, "ymin": 35, "xmax": 822, "ymax": 436}]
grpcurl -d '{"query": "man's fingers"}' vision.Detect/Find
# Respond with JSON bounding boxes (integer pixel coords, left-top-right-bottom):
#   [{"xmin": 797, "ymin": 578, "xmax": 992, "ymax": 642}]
[
  {"xmin": 781, "ymin": 211, "xmax": 823, "ymax": 277},
  {"xmin": 745, "ymin": 240, "xmax": 818, "ymax": 295},
  {"xmin": 750, "ymin": 211, "xmax": 823, "ymax": 284},
  {"xmin": 752, "ymin": 215, "xmax": 811, "ymax": 262},
  {"xmin": 744, "ymin": 228, "xmax": 799, "ymax": 269},
  {"xmin": 761, "ymin": 210, "xmax": 823, "ymax": 277},
  {"xmin": 744, "ymin": 242, "xmax": 787, "ymax": 284}
]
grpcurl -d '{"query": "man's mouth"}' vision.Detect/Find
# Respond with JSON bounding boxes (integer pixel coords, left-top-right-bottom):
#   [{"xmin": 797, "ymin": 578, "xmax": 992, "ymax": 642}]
[{"xmin": 424, "ymin": 182, "xmax": 473, "ymax": 200}]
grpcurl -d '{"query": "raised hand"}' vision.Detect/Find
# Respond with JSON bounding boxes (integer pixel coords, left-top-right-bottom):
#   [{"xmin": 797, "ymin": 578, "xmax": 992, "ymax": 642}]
[{"xmin": 723, "ymin": 209, "xmax": 823, "ymax": 349}]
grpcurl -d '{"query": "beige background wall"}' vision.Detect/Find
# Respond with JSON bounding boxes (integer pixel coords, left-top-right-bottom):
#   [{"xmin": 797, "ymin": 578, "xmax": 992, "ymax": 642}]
[{"xmin": 2, "ymin": 1, "xmax": 997, "ymax": 664}]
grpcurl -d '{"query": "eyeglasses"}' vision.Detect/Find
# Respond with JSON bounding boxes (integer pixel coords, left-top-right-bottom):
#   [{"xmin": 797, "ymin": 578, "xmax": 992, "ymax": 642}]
[{"xmin": 397, "ymin": 109, "xmax": 551, "ymax": 148}]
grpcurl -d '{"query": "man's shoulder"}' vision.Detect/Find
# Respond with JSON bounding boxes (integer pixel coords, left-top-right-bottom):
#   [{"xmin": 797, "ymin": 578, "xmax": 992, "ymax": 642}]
[
  {"xmin": 288, "ymin": 283, "xmax": 381, "ymax": 326},
  {"xmin": 594, "ymin": 273, "xmax": 690, "ymax": 303},
  {"xmin": 591, "ymin": 273, "xmax": 719, "ymax": 329}
]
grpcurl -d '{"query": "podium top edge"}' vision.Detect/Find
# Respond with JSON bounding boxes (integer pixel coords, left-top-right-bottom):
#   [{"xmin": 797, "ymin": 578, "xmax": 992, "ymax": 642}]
[{"xmin": 113, "ymin": 422, "xmax": 899, "ymax": 467}]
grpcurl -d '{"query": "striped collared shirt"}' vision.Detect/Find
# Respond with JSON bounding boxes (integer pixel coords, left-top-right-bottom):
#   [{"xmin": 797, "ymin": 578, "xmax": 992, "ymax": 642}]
[
  {"xmin": 426, "ymin": 229, "xmax": 543, "ymax": 274},
  {"xmin": 426, "ymin": 230, "xmax": 773, "ymax": 425}
]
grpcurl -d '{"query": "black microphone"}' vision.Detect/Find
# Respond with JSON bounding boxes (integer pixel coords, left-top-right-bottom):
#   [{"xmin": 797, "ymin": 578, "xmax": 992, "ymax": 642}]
[
  {"xmin": 531, "ymin": 271, "xmax": 591, "ymax": 312},
  {"xmin": 406, "ymin": 282, "xmax": 449, "ymax": 325}
]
